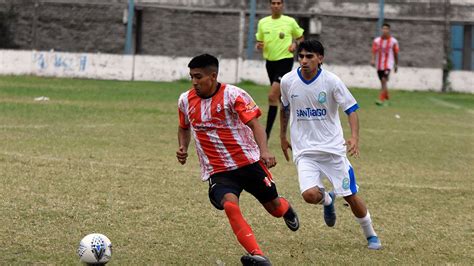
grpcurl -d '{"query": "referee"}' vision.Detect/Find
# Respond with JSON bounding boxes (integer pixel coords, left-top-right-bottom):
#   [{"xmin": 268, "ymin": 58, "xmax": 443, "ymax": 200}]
[{"xmin": 256, "ymin": 0, "xmax": 304, "ymax": 140}]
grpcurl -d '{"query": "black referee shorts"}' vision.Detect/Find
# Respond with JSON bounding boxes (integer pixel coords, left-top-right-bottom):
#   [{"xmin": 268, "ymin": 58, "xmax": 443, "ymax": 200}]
[
  {"xmin": 265, "ymin": 58, "xmax": 294, "ymax": 85},
  {"xmin": 208, "ymin": 161, "xmax": 278, "ymax": 210}
]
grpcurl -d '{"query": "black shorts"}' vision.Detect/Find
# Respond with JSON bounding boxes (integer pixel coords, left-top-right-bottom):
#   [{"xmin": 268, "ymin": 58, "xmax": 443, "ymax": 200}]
[
  {"xmin": 266, "ymin": 58, "xmax": 294, "ymax": 84},
  {"xmin": 377, "ymin": 69, "xmax": 391, "ymax": 81},
  {"xmin": 208, "ymin": 161, "xmax": 278, "ymax": 210}
]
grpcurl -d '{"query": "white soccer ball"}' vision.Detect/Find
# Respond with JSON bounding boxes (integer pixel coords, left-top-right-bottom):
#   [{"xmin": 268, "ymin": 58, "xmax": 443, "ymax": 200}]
[{"xmin": 77, "ymin": 233, "xmax": 113, "ymax": 264}]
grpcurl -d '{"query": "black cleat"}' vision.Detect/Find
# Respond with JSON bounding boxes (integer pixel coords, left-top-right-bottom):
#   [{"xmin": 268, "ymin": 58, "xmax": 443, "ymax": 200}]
[
  {"xmin": 241, "ymin": 254, "xmax": 272, "ymax": 266},
  {"xmin": 283, "ymin": 206, "xmax": 300, "ymax": 231}
]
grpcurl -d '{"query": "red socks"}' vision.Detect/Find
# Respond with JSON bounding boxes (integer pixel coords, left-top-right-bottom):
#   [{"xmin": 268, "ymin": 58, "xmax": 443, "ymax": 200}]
[
  {"xmin": 379, "ymin": 90, "xmax": 389, "ymax": 101},
  {"xmin": 270, "ymin": 197, "xmax": 290, "ymax": 218},
  {"xmin": 223, "ymin": 201, "xmax": 263, "ymax": 256}
]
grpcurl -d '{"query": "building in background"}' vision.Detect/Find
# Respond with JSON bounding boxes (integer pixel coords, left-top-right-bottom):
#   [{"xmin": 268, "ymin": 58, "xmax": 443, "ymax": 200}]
[{"xmin": 0, "ymin": 0, "xmax": 473, "ymax": 71}]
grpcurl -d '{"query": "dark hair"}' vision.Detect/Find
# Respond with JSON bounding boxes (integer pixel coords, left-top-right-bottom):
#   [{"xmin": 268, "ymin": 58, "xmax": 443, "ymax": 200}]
[
  {"xmin": 188, "ymin": 54, "xmax": 219, "ymax": 73},
  {"xmin": 269, "ymin": 0, "xmax": 283, "ymax": 3},
  {"xmin": 297, "ymin": 39, "xmax": 324, "ymax": 56},
  {"xmin": 382, "ymin": 23, "xmax": 391, "ymax": 28}
]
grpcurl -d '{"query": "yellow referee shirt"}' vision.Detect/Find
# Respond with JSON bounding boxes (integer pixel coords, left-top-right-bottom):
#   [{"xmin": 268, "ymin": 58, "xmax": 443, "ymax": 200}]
[{"xmin": 256, "ymin": 15, "xmax": 304, "ymax": 61}]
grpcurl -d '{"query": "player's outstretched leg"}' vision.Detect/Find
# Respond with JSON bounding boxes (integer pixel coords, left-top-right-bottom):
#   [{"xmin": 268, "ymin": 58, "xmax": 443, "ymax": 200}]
[
  {"xmin": 241, "ymin": 254, "xmax": 272, "ymax": 266},
  {"xmin": 344, "ymin": 194, "xmax": 382, "ymax": 250},
  {"xmin": 223, "ymin": 201, "xmax": 265, "ymax": 256},
  {"xmin": 264, "ymin": 197, "xmax": 299, "ymax": 231}
]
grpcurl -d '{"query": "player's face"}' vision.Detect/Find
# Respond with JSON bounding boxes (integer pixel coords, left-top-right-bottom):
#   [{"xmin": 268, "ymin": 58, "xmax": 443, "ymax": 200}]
[
  {"xmin": 298, "ymin": 49, "xmax": 323, "ymax": 74},
  {"xmin": 382, "ymin": 26, "xmax": 390, "ymax": 37},
  {"xmin": 270, "ymin": 0, "xmax": 283, "ymax": 15},
  {"xmin": 189, "ymin": 68, "xmax": 217, "ymax": 98}
]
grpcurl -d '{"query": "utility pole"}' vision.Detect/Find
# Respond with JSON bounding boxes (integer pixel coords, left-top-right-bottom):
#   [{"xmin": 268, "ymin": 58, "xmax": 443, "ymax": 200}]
[
  {"xmin": 32, "ymin": 0, "xmax": 39, "ymax": 49},
  {"xmin": 376, "ymin": 0, "xmax": 384, "ymax": 36},
  {"xmin": 124, "ymin": 0, "xmax": 135, "ymax": 54},
  {"xmin": 246, "ymin": 0, "xmax": 256, "ymax": 59},
  {"xmin": 442, "ymin": 0, "xmax": 451, "ymax": 92}
]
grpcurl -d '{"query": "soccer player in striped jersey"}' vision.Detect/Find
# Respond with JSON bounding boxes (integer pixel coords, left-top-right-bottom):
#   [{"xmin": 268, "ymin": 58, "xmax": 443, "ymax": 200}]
[
  {"xmin": 280, "ymin": 40, "xmax": 382, "ymax": 250},
  {"xmin": 371, "ymin": 23, "xmax": 399, "ymax": 106},
  {"xmin": 177, "ymin": 54, "xmax": 299, "ymax": 265}
]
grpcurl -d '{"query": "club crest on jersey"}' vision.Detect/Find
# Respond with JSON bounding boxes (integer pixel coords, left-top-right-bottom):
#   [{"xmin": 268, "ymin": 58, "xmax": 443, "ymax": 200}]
[
  {"xmin": 216, "ymin": 104, "xmax": 222, "ymax": 113},
  {"xmin": 318, "ymin": 92, "xmax": 327, "ymax": 103}
]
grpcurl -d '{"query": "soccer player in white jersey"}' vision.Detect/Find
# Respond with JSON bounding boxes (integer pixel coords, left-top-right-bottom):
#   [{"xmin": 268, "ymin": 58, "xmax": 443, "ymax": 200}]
[
  {"xmin": 279, "ymin": 40, "xmax": 382, "ymax": 250},
  {"xmin": 371, "ymin": 23, "xmax": 399, "ymax": 106},
  {"xmin": 177, "ymin": 54, "xmax": 299, "ymax": 265}
]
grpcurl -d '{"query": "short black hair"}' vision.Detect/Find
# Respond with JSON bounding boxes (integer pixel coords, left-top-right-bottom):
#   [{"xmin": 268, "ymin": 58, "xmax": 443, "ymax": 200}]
[
  {"xmin": 297, "ymin": 39, "xmax": 324, "ymax": 56},
  {"xmin": 382, "ymin": 23, "xmax": 391, "ymax": 28},
  {"xmin": 269, "ymin": 0, "xmax": 284, "ymax": 3},
  {"xmin": 188, "ymin": 54, "xmax": 219, "ymax": 73}
]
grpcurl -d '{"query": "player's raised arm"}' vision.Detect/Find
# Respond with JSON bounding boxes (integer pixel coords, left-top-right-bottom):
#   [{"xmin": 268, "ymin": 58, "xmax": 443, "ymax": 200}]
[{"xmin": 246, "ymin": 117, "xmax": 276, "ymax": 168}]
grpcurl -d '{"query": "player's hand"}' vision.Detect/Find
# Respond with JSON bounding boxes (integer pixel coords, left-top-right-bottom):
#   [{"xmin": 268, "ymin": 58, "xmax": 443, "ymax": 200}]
[
  {"xmin": 394, "ymin": 65, "xmax": 398, "ymax": 73},
  {"xmin": 256, "ymin": 41, "xmax": 264, "ymax": 50},
  {"xmin": 280, "ymin": 137, "xmax": 292, "ymax": 161},
  {"xmin": 370, "ymin": 59, "xmax": 375, "ymax": 67},
  {"xmin": 176, "ymin": 146, "xmax": 188, "ymax": 165},
  {"xmin": 288, "ymin": 43, "xmax": 297, "ymax": 52},
  {"xmin": 344, "ymin": 137, "xmax": 360, "ymax": 158},
  {"xmin": 261, "ymin": 151, "xmax": 277, "ymax": 168}
]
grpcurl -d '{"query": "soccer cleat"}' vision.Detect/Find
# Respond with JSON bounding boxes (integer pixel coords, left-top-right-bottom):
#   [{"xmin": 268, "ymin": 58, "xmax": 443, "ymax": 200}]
[
  {"xmin": 241, "ymin": 254, "xmax": 272, "ymax": 266},
  {"xmin": 375, "ymin": 100, "xmax": 390, "ymax": 107},
  {"xmin": 367, "ymin": 235, "xmax": 383, "ymax": 250},
  {"xmin": 283, "ymin": 206, "xmax": 300, "ymax": 231},
  {"xmin": 323, "ymin": 191, "xmax": 336, "ymax": 227}
]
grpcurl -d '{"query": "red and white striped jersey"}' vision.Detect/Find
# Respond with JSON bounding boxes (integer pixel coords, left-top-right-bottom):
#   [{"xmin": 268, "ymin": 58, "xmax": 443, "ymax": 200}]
[
  {"xmin": 372, "ymin": 36, "xmax": 399, "ymax": 70},
  {"xmin": 178, "ymin": 83, "xmax": 262, "ymax": 181}
]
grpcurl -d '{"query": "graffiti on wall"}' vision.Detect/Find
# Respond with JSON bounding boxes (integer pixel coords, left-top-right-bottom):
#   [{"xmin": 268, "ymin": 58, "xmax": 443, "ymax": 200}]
[{"xmin": 33, "ymin": 52, "xmax": 87, "ymax": 72}]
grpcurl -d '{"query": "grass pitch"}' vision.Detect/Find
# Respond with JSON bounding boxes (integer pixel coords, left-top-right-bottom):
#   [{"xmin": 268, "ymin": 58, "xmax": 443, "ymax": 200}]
[{"xmin": 0, "ymin": 76, "xmax": 473, "ymax": 264}]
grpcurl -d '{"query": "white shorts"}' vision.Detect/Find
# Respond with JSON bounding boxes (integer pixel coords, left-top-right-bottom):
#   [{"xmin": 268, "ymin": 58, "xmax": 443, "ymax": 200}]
[{"xmin": 296, "ymin": 153, "xmax": 359, "ymax": 197}]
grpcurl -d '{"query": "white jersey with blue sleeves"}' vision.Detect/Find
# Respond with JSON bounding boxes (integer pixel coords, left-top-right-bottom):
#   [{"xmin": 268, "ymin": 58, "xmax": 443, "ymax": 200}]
[{"xmin": 280, "ymin": 67, "xmax": 359, "ymax": 162}]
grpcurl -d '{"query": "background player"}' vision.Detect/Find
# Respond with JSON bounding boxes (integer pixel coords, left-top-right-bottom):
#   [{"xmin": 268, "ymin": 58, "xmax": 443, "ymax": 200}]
[
  {"xmin": 256, "ymin": 0, "xmax": 304, "ymax": 139},
  {"xmin": 279, "ymin": 40, "xmax": 382, "ymax": 250},
  {"xmin": 371, "ymin": 23, "xmax": 399, "ymax": 106},
  {"xmin": 177, "ymin": 54, "xmax": 299, "ymax": 265}
]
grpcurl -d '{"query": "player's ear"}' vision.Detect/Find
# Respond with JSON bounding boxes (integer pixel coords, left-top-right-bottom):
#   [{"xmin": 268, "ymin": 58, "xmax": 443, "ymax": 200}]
[
  {"xmin": 318, "ymin": 54, "xmax": 324, "ymax": 62},
  {"xmin": 210, "ymin": 71, "xmax": 218, "ymax": 80}
]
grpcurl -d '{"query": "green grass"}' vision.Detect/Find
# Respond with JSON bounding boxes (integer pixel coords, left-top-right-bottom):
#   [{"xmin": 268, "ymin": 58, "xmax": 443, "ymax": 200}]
[{"xmin": 0, "ymin": 75, "xmax": 473, "ymax": 264}]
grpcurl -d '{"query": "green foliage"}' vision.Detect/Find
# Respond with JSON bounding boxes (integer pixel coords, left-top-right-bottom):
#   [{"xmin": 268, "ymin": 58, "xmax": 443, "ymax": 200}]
[{"xmin": 0, "ymin": 76, "xmax": 473, "ymax": 264}]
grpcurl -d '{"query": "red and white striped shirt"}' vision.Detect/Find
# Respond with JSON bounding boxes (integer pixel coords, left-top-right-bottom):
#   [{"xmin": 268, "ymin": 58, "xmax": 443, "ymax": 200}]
[
  {"xmin": 372, "ymin": 36, "xmax": 399, "ymax": 70},
  {"xmin": 178, "ymin": 83, "xmax": 262, "ymax": 181}
]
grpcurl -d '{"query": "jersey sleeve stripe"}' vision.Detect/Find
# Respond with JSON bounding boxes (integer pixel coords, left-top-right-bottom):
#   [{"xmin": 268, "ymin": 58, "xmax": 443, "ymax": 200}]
[{"xmin": 344, "ymin": 103, "xmax": 359, "ymax": 115}]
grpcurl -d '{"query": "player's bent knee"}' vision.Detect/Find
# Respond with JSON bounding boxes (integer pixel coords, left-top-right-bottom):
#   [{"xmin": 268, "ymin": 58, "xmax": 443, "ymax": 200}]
[
  {"xmin": 209, "ymin": 185, "xmax": 239, "ymax": 211},
  {"xmin": 302, "ymin": 188, "xmax": 323, "ymax": 204}
]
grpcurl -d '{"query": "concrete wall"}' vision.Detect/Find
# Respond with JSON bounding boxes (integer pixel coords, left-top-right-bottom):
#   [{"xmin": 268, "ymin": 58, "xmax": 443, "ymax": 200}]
[
  {"xmin": 1, "ymin": 49, "xmax": 471, "ymax": 93},
  {"xmin": 1, "ymin": 0, "xmax": 473, "ymax": 69}
]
